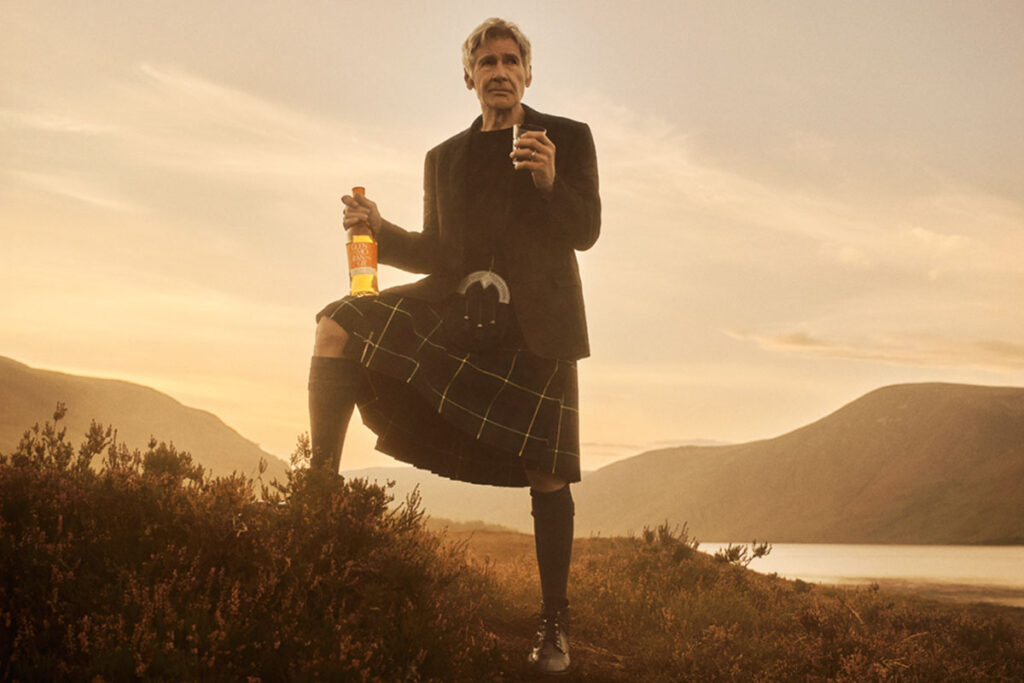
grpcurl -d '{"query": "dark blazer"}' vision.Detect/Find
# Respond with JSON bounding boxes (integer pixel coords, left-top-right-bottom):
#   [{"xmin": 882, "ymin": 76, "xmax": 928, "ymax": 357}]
[{"xmin": 376, "ymin": 105, "xmax": 601, "ymax": 360}]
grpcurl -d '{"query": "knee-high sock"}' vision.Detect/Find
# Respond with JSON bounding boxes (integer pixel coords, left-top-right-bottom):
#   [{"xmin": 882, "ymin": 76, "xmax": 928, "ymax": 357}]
[
  {"xmin": 531, "ymin": 485, "xmax": 575, "ymax": 611},
  {"xmin": 307, "ymin": 356, "xmax": 362, "ymax": 474}
]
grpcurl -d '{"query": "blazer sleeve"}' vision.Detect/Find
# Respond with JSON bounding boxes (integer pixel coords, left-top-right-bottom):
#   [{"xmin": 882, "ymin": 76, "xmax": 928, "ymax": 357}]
[
  {"xmin": 539, "ymin": 122, "xmax": 601, "ymax": 251},
  {"xmin": 376, "ymin": 151, "xmax": 440, "ymax": 274}
]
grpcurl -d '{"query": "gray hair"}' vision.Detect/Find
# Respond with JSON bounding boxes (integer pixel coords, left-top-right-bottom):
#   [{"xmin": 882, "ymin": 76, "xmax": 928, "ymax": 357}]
[{"xmin": 461, "ymin": 17, "xmax": 532, "ymax": 76}]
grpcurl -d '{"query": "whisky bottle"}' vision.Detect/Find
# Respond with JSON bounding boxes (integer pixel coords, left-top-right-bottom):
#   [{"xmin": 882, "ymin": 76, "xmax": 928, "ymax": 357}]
[{"xmin": 346, "ymin": 186, "xmax": 379, "ymax": 296}]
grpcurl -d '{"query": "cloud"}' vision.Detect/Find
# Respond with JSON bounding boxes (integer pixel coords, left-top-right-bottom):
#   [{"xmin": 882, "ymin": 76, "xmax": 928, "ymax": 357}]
[
  {"xmin": 117, "ymin": 63, "xmax": 424, "ymax": 186},
  {"xmin": 0, "ymin": 109, "xmax": 115, "ymax": 135},
  {"xmin": 564, "ymin": 91, "xmax": 1023, "ymax": 274},
  {"xmin": 1, "ymin": 63, "xmax": 434, "ymax": 302},
  {"xmin": 3, "ymin": 63, "xmax": 428, "ymax": 215},
  {"xmin": 559, "ymin": 91, "xmax": 1024, "ymax": 379},
  {"xmin": 730, "ymin": 329, "xmax": 1024, "ymax": 372},
  {"xmin": 574, "ymin": 93, "xmax": 872, "ymax": 248},
  {"xmin": 4, "ymin": 169, "xmax": 143, "ymax": 212},
  {"xmin": 135, "ymin": 62, "xmax": 318, "ymax": 143},
  {"xmin": 816, "ymin": 220, "xmax": 1007, "ymax": 283}
]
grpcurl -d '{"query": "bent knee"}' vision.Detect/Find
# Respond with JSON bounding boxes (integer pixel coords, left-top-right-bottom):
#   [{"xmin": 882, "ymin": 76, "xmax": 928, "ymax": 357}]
[
  {"xmin": 526, "ymin": 469, "xmax": 567, "ymax": 493},
  {"xmin": 313, "ymin": 317, "xmax": 350, "ymax": 357}
]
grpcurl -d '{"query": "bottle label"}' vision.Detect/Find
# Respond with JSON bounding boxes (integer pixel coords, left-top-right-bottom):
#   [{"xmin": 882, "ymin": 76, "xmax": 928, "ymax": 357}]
[
  {"xmin": 347, "ymin": 236, "xmax": 378, "ymax": 296},
  {"xmin": 347, "ymin": 240, "xmax": 377, "ymax": 269}
]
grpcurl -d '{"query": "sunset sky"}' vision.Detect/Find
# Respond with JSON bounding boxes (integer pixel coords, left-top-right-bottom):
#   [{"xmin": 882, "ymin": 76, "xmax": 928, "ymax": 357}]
[{"xmin": 3, "ymin": 1, "xmax": 1023, "ymax": 470}]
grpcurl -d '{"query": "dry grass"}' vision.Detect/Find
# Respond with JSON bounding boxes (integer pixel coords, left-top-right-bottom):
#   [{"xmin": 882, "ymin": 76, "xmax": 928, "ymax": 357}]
[
  {"xmin": 3, "ymin": 408, "xmax": 1022, "ymax": 681},
  {"xmin": 439, "ymin": 522, "xmax": 1024, "ymax": 681}
]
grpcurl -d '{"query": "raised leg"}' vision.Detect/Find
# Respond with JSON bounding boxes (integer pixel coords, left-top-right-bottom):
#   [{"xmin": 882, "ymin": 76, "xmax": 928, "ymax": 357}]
[{"xmin": 308, "ymin": 317, "xmax": 361, "ymax": 474}]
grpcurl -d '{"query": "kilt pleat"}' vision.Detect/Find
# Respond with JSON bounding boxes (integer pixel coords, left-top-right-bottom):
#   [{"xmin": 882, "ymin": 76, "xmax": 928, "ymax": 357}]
[{"xmin": 317, "ymin": 293, "xmax": 581, "ymax": 487}]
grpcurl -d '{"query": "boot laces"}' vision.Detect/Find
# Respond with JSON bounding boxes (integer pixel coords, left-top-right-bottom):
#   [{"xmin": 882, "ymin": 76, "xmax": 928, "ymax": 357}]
[{"xmin": 535, "ymin": 608, "xmax": 568, "ymax": 652}]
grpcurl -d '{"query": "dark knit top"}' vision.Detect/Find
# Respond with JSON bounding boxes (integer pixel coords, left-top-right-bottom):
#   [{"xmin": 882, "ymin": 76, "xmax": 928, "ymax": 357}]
[{"xmin": 462, "ymin": 124, "xmax": 517, "ymax": 278}]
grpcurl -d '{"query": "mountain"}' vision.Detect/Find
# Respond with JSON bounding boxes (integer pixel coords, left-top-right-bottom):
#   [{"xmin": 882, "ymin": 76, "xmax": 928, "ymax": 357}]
[
  {"xmin": 6, "ymin": 359, "xmax": 1019, "ymax": 544},
  {"xmin": 0, "ymin": 356, "xmax": 288, "ymax": 481},
  {"xmin": 352, "ymin": 383, "xmax": 1024, "ymax": 545},
  {"xmin": 575, "ymin": 383, "xmax": 1024, "ymax": 544}
]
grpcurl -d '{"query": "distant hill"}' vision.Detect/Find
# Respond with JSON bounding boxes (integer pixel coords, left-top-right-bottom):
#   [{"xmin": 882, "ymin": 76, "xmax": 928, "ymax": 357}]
[
  {"xmin": 0, "ymin": 356, "xmax": 288, "ymax": 481},
  {"xmin": 354, "ymin": 383, "xmax": 1024, "ymax": 545},
  {"xmin": 343, "ymin": 466, "xmax": 535, "ymax": 531},
  {"xmin": 7, "ymin": 359, "xmax": 1019, "ymax": 545},
  {"xmin": 576, "ymin": 383, "xmax": 1024, "ymax": 544}
]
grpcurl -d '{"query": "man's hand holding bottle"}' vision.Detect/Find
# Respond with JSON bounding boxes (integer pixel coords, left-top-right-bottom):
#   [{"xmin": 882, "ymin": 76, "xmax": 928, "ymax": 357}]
[{"xmin": 341, "ymin": 188, "xmax": 382, "ymax": 236}]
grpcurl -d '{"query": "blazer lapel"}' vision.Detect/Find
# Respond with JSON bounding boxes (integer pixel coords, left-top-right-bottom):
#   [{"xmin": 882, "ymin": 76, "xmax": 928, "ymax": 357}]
[{"xmin": 433, "ymin": 123, "xmax": 473, "ymax": 272}]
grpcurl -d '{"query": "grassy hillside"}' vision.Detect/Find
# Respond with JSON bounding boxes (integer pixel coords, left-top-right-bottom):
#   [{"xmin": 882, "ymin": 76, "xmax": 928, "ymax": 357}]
[
  {"xmin": 0, "ymin": 355, "xmax": 287, "ymax": 481},
  {"xmin": 576, "ymin": 383, "xmax": 1024, "ymax": 543},
  {"xmin": 2, "ymin": 413, "xmax": 1022, "ymax": 681}
]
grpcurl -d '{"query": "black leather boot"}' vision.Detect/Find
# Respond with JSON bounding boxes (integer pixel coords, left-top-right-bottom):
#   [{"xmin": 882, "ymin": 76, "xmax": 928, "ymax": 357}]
[{"xmin": 528, "ymin": 604, "xmax": 570, "ymax": 676}]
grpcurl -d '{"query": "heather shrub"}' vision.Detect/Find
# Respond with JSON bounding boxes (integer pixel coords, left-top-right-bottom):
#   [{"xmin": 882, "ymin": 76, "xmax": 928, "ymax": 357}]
[
  {"xmin": 4, "ymin": 406, "xmax": 1022, "ymax": 681},
  {"xmin": 557, "ymin": 524, "xmax": 1024, "ymax": 681},
  {"xmin": 0, "ymin": 406, "xmax": 502, "ymax": 681},
  {"xmin": 713, "ymin": 540, "xmax": 772, "ymax": 567}
]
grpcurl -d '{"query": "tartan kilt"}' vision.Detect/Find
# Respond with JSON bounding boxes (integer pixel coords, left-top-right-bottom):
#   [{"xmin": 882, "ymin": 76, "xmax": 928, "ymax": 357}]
[{"xmin": 316, "ymin": 292, "xmax": 581, "ymax": 487}]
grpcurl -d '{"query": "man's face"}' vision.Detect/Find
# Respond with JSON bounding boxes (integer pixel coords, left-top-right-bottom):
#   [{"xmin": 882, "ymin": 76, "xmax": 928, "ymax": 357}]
[{"xmin": 464, "ymin": 36, "xmax": 532, "ymax": 113}]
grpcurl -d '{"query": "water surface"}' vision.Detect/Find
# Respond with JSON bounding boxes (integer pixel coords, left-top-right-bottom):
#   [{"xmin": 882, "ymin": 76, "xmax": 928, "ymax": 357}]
[{"xmin": 700, "ymin": 543, "xmax": 1024, "ymax": 608}]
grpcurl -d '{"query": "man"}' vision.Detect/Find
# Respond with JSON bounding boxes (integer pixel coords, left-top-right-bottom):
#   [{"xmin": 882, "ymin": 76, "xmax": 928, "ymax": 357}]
[{"xmin": 310, "ymin": 17, "xmax": 600, "ymax": 675}]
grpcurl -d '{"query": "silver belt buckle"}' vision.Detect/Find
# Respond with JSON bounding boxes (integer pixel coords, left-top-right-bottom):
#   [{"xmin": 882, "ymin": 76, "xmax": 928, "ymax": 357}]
[{"xmin": 457, "ymin": 270, "xmax": 511, "ymax": 304}]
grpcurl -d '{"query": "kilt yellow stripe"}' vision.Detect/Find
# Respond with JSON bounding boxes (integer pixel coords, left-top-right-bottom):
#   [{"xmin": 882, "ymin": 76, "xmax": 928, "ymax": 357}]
[
  {"xmin": 367, "ymin": 338, "xmax": 422, "ymax": 381},
  {"xmin": 551, "ymin": 396, "xmax": 565, "ymax": 472},
  {"xmin": 443, "ymin": 394, "xmax": 542, "ymax": 442},
  {"xmin": 518, "ymin": 363, "xmax": 560, "ymax": 459},
  {"xmin": 477, "ymin": 352, "xmax": 518, "ymax": 439},
  {"xmin": 439, "ymin": 354, "xmax": 470, "ymax": 412},
  {"xmin": 365, "ymin": 297, "xmax": 403, "ymax": 367},
  {"xmin": 416, "ymin": 318, "xmax": 444, "ymax": 353}
]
